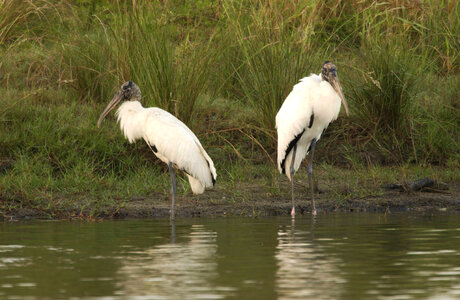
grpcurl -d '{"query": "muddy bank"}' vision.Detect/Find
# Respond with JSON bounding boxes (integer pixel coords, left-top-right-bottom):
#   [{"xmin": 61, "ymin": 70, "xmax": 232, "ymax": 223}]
[
  {"xmin": 112, "ymin": 189, "xmax": 460, "ymax": 218},
  {"xmin": 3, "ymin": 184, "xmax": 459, "ymax": 220}
]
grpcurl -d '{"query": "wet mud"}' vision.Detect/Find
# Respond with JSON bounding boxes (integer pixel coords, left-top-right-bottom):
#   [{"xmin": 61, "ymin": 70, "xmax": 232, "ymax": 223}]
[
  {"xmin": 3, "ymin": 183, "xmax": 459, "ymax": 220},
  {"xmin": 114, "ymin": 187, "xmax": 460, "ymax": 218}
]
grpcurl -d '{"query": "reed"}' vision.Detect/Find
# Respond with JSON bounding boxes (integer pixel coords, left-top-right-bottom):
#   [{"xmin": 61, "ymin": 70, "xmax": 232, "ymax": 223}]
[
  {"xmin": 220, "ymin": 1, "xmax": 325, "ymax": 131},
  {"xmin": 0, "ymin": 0, "xmax": 62, "ymax": 43},
  {"xmin": 113, "ymin": 5, "xmax": 215, "ymax": 125}
]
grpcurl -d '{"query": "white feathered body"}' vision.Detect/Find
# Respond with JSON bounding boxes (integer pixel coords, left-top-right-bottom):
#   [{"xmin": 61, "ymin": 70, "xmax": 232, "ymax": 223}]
[
  {"xmin": 276, "ymin": 74, "xmax": 342, "ymax": 180},
  {"xmin": 116, "ymin": 101, "xmax": 216, "ymax": 194}
]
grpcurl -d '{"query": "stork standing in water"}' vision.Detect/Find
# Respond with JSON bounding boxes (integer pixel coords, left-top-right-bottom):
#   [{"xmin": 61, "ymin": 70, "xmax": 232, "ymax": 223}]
[
  {"xmin": 276, "ymin": 61, "xmax": 349, "ymax": 217},
  {"xmin": 97, "ymin": 81, "xmax": 216, "ymax": 220}
]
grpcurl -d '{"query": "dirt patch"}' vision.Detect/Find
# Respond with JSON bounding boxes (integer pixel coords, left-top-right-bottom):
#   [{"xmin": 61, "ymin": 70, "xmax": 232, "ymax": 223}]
[
  {"xmin": 112, "ymin": 188, "xmax": 460, "ymax": 218},
  {"xmin": 3, "ymin": 183, "xmax": 459, "ymax": 220}
]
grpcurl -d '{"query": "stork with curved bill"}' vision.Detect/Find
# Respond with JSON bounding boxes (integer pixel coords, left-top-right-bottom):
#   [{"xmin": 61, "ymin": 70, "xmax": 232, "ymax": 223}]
[
  {"xmin": 97, "ymin": 81, "xmax": 217, "ymax": 220},
  {"xmin": 276, "ymin": 61, "xmax": 349, "ymax": 217}
]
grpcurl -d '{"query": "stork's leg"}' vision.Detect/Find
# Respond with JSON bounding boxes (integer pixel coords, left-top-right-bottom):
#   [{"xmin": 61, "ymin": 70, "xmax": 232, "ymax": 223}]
[
  {"xmin": 307, "ymin": 138, "xmax": 317, "ymax": 216},
  {"xmin": 290, "ymin": 145, "xmax": 297, "ymax": 218},
  {"xmin": 168, "ymin": 162, "xmax": 177, "ymax": 220}
]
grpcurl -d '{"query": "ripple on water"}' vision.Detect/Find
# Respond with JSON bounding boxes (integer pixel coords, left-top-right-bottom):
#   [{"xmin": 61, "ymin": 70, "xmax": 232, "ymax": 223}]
[
  {"xmin": 0, "ymin": 215, "xmax": 459, "ymax": 299},
  {"xmin": 0, "ymin": 245, "xmax": 24, "ymax": 253},
  {"xmin": 407, "ymin": 250, "xmax": 456, "ymax": 255},
  {"xmin": 0, "ymin": 257, "xmax": 30, "ymax": 268}
]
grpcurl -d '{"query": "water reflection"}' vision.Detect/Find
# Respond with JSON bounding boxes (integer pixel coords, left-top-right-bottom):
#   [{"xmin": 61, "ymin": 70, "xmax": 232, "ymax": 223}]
[
  {"xmin": 313, "ymin": 215, "xmax": 460, "ymax": 300},
  {"xmin": 275, "ymin": 218, "xmax": 344, "ymax": 299},
  {"xmin": 1, "ymin": 214, "xmax": 460, "ymax": 299},
  {"xmin": 116, "ymin": 223, "xmax": 233, "ymax": 299},
  {"xmin": 401, "ymin": 227, "xmax": 460, "ymax": 300}
]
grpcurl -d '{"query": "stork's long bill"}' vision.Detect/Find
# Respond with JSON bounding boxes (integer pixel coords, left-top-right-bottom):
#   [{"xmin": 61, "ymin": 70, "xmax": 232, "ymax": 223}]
[
  {"xmin": 97, "ymin": 90, "xmax": 123, "ymax": 128},
  {"xmin": 331, "ymin": 76, "xmax": 349, "ymax": 116},
  {"xmin": 325, "ymin": 66, "xmax": 349, "ymax": 116}
]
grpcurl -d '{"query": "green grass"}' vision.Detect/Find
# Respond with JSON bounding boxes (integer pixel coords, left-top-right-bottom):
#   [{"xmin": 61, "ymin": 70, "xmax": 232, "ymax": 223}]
[
  {"xmin": 0, "ymin": 0, "xmax": 459, "ymax": 217},
  {"xmin": 219, "ymin": 1, "xmax": 324, "ymax": 131}
]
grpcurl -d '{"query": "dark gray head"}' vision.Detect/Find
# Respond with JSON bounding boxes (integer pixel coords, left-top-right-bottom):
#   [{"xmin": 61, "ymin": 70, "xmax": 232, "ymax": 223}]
[
  {"xmin": 120, "ymin": 81, "xmax": 142, "ymax": 101},
  {"xmin": 97, "ymin": 81, "xmax": 142, "ymax": 127},
  {"xmin": 320, "ymin": 61, "xmax": 349, "ymax": 116},
  {"xmin": 321, "ymin": 61, "xmax": 337, "ymax": 83}
]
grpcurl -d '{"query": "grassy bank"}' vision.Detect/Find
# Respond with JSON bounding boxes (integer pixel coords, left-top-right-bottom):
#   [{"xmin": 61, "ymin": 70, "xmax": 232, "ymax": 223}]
[{"xmin": 1, "ymin": 0, "xmax": 459, "ymax": 218}]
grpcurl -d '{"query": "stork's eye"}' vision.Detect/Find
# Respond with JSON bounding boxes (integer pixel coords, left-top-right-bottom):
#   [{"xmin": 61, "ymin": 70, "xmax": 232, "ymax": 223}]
[{"xmin": 122, "ymin": 87, "xmax": 131, "ymax": 99}]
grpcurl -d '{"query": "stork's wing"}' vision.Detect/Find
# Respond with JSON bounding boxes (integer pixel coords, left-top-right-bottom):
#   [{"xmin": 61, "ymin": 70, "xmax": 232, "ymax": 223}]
[
  {"xmin": 143, "ymin": 108, "xmax": 216, "ymax": 189},
  {"xmin": 276, "ymin": 75, "xmax": 320, "ymax": 174}
]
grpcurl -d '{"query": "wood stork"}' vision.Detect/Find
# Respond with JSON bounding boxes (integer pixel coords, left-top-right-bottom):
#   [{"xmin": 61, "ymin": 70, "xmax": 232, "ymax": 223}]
[
  {"xmin": 97, "ymin": 81, "xmax": 217, "ymax": 220},
  {"xmin": 276, "ymin": 61, "xmax": 349, "ymax": 217}
]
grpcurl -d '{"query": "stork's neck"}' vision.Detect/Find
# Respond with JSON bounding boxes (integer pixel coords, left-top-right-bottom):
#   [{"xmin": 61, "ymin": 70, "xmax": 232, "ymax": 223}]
[{"xmin": 116, "ymin": 101, "xmax": 146, "ymax": 143}]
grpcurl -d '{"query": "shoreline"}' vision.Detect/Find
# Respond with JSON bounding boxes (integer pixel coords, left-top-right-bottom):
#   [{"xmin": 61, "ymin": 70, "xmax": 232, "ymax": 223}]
[{"xmin": 3, "ymin": 187, "xmax": 459, "ymax": 220}]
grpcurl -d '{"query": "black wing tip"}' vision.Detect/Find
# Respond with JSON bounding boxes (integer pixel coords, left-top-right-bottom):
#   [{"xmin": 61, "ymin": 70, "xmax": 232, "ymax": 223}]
[
  {"xmin": 308, "ymin": 113, "xmax": 315, "ymax": 128},
  {"xmin": 279, "ymin": 113, "xmax": 314, "ymax": 173},
  {"xmin": 280, "ymin": 128, "xmax": 305, "ymax": 174},
  {"xmin": 206, "ymin": 159, "xmax": 216, "ymax": 186},
  {"xmin": 280, "ymin": 162, "xmax": 286, "ymax": 175},
  {"xmin": 280, "ymin": 160, "xmax": 286, "ymax": 175}
]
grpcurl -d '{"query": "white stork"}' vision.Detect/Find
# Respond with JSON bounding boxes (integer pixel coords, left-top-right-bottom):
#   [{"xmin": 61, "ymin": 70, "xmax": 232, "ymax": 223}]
[
  {"xmin": 97, "ymin": 81, "xmax": 217, "ymax": 220},
  {"xmin": 276, "ymin": 61, "xmax": 349, "ymax": 217}
]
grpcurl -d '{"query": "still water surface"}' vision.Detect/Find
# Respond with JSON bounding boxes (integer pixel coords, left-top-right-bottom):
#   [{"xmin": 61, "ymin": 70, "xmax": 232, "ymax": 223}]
[{"xmin": 1, "ymin": 213, "xmax": 459, "ymax": 299}]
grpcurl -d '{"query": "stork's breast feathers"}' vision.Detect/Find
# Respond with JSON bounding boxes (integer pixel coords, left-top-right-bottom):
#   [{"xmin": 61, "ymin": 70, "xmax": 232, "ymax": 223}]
[{"xmin": 117, "ymin": 101, "xmax": 147, "ymax": 143}]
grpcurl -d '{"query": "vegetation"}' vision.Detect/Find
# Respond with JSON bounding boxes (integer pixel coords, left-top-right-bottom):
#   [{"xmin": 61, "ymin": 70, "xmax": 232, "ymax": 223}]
[{"xmin": 0, "ymin": 0, "xmax": 458, "ymax": 217}]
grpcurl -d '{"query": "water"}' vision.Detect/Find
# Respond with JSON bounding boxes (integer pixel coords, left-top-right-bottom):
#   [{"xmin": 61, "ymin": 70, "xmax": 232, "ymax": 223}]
[{"xmin": 1, "ymin": 213, "xmax": 459, "ymax": 299}]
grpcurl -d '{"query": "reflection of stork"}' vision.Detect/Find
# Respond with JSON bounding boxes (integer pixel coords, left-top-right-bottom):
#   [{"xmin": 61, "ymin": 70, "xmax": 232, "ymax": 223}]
[
  {"xmin": 275, "ymin": 220, "xmax": 344, "ymax": 299},
  {"xmin": 276, "ymin": 61, "xmax": 349, "ymax": 217},
  {"xmin": 97, "ymin": 81, "xmax": 217, "ymax": 220},
  {"xmin": 116, "ymin": 225, "xmax": 232, "ymax": 298}
]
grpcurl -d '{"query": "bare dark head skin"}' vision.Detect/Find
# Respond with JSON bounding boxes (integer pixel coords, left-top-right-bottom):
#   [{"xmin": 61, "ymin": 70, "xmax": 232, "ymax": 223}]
[
  {"xmin": 321, "ymin": 61, "xmax": 337, "ymax": 82},
  {"xmin": 320, "ymin": 61, "xmax": 349, "ymax": 116},
  {"xmin": 120, "ymin": 81, "xmax": 142, "ymax": 101},
  {"xmin": 97, "ymin": 81, "xmax": 142, "ymax": 127}
]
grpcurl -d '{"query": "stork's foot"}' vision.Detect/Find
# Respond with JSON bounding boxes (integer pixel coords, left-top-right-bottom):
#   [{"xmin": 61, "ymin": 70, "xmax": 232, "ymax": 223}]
[
  {"xmin": 291, "ymin": 207, "xmax": 296, "ymax": 218},
  {"xmin": 312, "ymin": 209, "xmax": 317, "ymax": 216}
]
